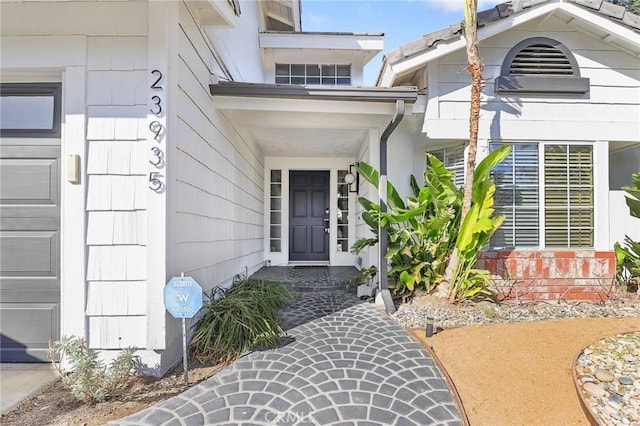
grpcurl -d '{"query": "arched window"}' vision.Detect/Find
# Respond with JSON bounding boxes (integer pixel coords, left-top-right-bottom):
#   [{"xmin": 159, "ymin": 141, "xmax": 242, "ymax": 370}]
[{"xmin": 494, "ymin": 37, "xmax": 589, "ymax": 94}]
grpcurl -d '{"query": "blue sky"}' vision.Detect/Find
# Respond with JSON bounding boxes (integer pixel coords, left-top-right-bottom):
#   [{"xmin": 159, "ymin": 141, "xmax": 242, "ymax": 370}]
[{"xmin": 301, "ymin": 0, "xmax": 501, "ymax": 85}]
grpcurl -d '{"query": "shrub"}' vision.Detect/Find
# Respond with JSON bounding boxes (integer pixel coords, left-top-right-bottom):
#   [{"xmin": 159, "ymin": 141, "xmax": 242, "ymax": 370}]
[
  {"xmin": 614, "ymin": 172, "xmax": 640, "ymax": 293},
  {"xmin": 48, "ymin": 336, "xmax": 137, "ymax": 404},
  {"xmin": 189, "ymin": 275, "xmax": 294, "ymax": 363}
]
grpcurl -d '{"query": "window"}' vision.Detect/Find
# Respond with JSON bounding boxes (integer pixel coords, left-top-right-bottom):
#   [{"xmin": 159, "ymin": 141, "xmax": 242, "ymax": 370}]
[
  {"xmin": 269, "ymin": 170, "xmax": 282, "ymax": 252},
  {"xmin": 337, "ymin": 170, "xmax": 350, "ymax": 252},
  {"xmin": 0, "ymin": 83, "xmax": 61, "ymax": 137},
  {"xmin": 428, "ymin": 144, "xmax": 465, "ymax": 188},
  {"xmin": 491, "ymin": 142, "xmax": 593, "ymax": 248},
  {"xmin": 275, "ymin": 64, "xmax": 351, "ymax": 86},
  {"xmin": 494, "ymin": 37, "xmax": 589, "ymax": 94},
  {"xmin": 544, "ymin": 145, "xmax": 593, "ymax": 247}
]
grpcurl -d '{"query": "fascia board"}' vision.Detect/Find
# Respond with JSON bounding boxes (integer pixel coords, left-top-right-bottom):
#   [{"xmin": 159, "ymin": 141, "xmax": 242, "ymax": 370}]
[
  {"xmin": 213, "ymin": 95, "xmax": 407, "ymax": 116},
  {"xmin": 259, "ymin": 32, "xmax": 384, "ymax": 52},
  {"xmin": 557, "ymin": 2, "xmax": 640, "ymax": 54}
]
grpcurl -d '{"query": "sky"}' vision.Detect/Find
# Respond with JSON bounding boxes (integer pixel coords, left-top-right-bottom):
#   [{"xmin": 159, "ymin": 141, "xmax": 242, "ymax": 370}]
[{"xmin": 300, "ymin": 0, "xmax": 501, "ymax": 85}]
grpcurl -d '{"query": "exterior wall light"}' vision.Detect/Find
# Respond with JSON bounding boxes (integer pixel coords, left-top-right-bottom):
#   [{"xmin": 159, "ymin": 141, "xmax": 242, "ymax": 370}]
[{"xmin": 344, "ymin": 164, "xmax": 359, "ymax": 194}]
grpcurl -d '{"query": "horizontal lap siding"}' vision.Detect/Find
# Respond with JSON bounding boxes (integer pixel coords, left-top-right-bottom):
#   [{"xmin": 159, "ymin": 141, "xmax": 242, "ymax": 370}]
[
  {"xmin": 433, "ymin": 15, "xmax": 640, "ymax": 131},
  {"xmin": 84, "ymin": 23, "xmax": 149, "ymax": 348},
  {"xmin": 172, "ymin": 2, "xmax": 263, "ymax": 291}
]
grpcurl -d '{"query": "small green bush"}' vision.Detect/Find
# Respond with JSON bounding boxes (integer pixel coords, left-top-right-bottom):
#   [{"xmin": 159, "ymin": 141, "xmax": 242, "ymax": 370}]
[
  {"xmin": 48, "ymin": 336, "xmax": 137, "ymax": 404},
  {"xmin": 189, "ymin": 275, "xmax": 294, "ymax": 364}
]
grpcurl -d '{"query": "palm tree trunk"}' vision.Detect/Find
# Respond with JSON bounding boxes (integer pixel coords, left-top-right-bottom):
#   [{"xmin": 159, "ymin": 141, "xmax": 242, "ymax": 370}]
[{"xmin": 439, "ymin": 0, "xmax": 484, "ymax": 301}]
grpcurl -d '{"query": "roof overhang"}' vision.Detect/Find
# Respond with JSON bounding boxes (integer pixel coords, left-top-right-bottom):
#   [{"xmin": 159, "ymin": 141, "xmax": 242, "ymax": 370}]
[
  {"xmin": 377, "ymin": 0, "xmax": 640, "ymax": 87},
  {"xmin": 209, "ymin": 82, "xmax": 419, "ymax": 157},
  {"xmin": 186, "ymin": 0, "xmax": 238, "ymax": 28},
  {"xmin": 260, "ymin": 32, "xmax": 384, "ymax": 63}
]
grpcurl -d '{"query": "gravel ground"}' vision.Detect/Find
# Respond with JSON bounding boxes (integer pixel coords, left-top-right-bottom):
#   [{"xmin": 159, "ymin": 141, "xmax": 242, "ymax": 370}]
[{"xmin": 391, "ymin": 293, "xmax": 640, "ymax": 330}]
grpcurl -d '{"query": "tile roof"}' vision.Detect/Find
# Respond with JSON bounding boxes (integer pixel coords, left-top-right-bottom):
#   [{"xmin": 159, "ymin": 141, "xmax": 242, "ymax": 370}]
[{"xmin": 383, "ymin": 0, "xmax": 640, "ymax": 66}]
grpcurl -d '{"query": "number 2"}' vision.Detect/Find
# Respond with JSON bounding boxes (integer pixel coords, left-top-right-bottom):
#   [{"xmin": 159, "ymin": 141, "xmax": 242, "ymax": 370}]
[{"xmin": 150, "ymin": 70, "xmax": 163, "ymax": 90}]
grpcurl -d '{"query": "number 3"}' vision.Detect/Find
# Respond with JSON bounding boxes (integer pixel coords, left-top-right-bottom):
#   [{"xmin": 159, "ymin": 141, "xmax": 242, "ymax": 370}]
[{"xmin": 150, "ymin": 96, "xmax": 162, "ymax": 115}]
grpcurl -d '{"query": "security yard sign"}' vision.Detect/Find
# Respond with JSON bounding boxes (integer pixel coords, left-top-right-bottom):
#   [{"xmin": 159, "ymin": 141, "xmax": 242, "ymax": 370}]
[
  {"xmin": 164, "ymin": 276, "xmax": 203, "ymax": 318},
  {"xmin": 164, "ymin": 275, "xmax": 203, "ymax": 386}
]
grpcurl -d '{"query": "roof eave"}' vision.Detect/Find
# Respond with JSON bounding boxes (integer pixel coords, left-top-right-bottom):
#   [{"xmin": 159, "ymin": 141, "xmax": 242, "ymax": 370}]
[{"xmin": 210, "ymin": 82, "xmax": 418, "ymax": 103}]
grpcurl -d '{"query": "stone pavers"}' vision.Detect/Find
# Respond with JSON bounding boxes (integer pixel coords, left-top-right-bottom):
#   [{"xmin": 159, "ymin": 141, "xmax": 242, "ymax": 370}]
[
  {"xmin": 280, "ymin": 290, "xmax": 363, "ymax": 330},
  {"xmin": 109, "ymin": 300, "xmax": 461, "ymax": 425},
  {"xmin": 252, "ymin": 266, "xmax": 359, "ymax": 291}
]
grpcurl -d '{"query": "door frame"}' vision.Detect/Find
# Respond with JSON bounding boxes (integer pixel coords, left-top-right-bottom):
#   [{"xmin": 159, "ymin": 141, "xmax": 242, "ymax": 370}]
[{"xmin": 263, "ymin": 157, "xmax": 357, "ymax": 267}]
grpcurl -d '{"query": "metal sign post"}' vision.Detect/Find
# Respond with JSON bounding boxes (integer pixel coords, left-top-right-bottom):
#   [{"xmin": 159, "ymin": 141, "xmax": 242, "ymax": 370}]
[{"xmin": 163, "ymin": 273, "xmax": 203, "ymax": 386}]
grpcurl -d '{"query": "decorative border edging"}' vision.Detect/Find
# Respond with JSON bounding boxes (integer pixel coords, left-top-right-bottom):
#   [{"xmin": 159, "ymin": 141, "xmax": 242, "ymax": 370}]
[
  {"xmin": 571, "ymin": 343, "xmax": 602, "ymax": 426},
  {"xmin": 407, "ymin": 328, "xmax": 471, "ymax": 426}
]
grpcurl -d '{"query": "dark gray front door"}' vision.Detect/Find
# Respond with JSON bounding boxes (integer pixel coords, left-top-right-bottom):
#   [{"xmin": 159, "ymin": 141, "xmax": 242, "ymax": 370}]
[
  {"xmin": 0, "ymin": 144, "xmax": 61, "ymax": 362},
  {"xmin": 289, "ymin": 171, "xmax": 329, "ymax": 262}
]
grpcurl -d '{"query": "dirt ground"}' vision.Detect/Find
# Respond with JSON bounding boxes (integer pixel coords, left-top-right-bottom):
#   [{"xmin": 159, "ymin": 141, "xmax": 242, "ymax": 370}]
[
  {"xmin": 3, "ymin": 317, "xmax": 639, "ymax": 425},
  {"xmin": 411, "ymin": 317, "xmax": 640, "ymax": 426},
  {"xmin": 0, "ymin": 362, "xmax": 226, "ymax": 426}
]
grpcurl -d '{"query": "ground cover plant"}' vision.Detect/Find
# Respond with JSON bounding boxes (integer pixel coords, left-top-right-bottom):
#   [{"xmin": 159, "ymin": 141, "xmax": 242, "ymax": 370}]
[
  {"xmin": 189, "ymin": 275, "xmax": 294, "ymax": 363},
  {"xmin": 48, "ymin": 335, "xmax": 137, "ymax": 404}
]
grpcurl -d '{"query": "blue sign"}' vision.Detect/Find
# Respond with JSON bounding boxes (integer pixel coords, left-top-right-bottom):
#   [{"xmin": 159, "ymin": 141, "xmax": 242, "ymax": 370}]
[{"xmin": 164, "ymin": 276, "xmax": 203, "ymax": 319}]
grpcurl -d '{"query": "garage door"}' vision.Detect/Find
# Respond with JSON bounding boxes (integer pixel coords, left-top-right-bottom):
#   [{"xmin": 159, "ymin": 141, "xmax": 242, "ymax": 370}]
[{"xmin": 0, "ymin": 83, "xmax": 61, "ymax": 362}]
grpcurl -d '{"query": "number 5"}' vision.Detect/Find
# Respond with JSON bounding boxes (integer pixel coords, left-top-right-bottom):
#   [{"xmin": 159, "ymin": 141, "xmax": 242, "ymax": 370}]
[{"xmin": 149, "ymin": 172, "xmax": 164, "ymax": 192}]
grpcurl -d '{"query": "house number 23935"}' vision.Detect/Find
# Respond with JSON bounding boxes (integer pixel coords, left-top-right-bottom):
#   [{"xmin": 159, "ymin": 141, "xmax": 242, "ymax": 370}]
[{"xmin": 149, "ymin": 69, "xmax": 165, "ymax": 193}]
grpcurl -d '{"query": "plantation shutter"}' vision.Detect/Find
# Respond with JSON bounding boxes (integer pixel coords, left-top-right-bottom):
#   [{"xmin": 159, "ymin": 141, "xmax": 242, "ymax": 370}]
[
  {"xmin": 430, "ymin": 145, "xmax": 465, "ymax": 188},
  {"xmin": 491, "ymin": 143, "xmax": 539, "ymax": 247},
  {"xmin": 544, "ymin": 145, "xmax": 593, "ymax": 247}
]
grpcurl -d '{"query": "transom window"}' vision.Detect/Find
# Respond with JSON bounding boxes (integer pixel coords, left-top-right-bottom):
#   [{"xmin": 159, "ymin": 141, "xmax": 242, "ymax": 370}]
[
  {"xmin": 490, "ymin": 142, "xmax": 594, "ymax": 249},
  {"xmin": 0, "ymin": 83, "xmax": 61, "ymax": 137},
  {"xmin": 275, "ymin": 64, "xmax": 351, "ymax": 85}
]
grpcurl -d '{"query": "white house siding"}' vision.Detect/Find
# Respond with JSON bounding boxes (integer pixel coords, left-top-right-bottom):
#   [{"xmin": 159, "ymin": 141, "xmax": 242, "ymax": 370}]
[
  {"xmin": 423, "ymin": 14, "xmax": 640, "ymax": 142},
  {"xmin": 170, "ymin": 2, "xmax": 264, "ymax": 296},
  {"xmin": 80, "ymin": 10, "xmax": 150, "ymax": 349}
]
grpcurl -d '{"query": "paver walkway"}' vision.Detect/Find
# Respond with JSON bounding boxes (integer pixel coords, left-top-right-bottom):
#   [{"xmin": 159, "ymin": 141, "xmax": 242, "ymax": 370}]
[{"xmin": 109, "ymin": 292, "xmax": 461, "ymax": 425}]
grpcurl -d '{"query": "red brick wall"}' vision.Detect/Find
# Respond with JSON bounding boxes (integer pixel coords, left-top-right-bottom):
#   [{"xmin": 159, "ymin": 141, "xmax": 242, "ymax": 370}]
[{"xmin": 476, "ymin": 250, "xmax": 616, "ymax": 301}]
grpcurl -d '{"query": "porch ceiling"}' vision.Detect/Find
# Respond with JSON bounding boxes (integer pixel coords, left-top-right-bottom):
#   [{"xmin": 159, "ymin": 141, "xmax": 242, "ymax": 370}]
[
  {"xmin": 247, "ymin": 127, "xmax": 368, "ymax": 157},
  {"xmin": 211, "ymin": 82, "xmax": 418, "ymax": 158}
]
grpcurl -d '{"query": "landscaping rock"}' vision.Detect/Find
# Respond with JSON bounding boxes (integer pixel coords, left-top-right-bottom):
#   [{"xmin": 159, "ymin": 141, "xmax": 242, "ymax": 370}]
[
  {"xmin": 595, "ymin": 368, "xmax": 615, "ymax": 382},
  {"xmin": 583, "ymin": 382, "xmax": 607, "ymax": 398}
]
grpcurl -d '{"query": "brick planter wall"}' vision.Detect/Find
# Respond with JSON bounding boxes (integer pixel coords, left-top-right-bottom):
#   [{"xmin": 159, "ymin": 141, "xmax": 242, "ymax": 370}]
[{"xmin": 476, "ymin": 250, "xmax": 616, "ymax": 301}]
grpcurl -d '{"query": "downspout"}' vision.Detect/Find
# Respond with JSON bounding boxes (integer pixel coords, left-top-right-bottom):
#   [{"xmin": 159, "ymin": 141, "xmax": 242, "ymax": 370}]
[{"xmin": 378, "ymin": 99, "xmax": 405, "ymax": 315}]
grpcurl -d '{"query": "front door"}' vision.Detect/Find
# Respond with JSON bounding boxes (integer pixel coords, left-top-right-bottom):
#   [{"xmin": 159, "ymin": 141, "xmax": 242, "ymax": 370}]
[{"xmin": 289, "ymin": 171, "xmax": 329, "ymax": 262}]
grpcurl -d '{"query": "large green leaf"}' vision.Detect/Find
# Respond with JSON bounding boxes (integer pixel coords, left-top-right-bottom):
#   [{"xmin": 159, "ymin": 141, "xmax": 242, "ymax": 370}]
[
  {"xmin": 355, "ymin": 162, "xmax": 406, "ymax": 210},
  {"xmin": 474, "ymin": 144, "xmax": 510, "ymax": 184}
]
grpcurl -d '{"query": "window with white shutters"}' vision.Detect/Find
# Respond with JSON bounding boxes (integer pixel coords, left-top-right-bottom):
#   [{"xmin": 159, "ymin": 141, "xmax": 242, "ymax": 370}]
[
  {"xmin": 544, "ymin": 145, "xmax": 593, "ymax": 247},
  {"xmin": 428, "ymin": 144, "xmax": 465, "ymax": 189},
  {"xmin": 490, "ymin": 142, "xmax": 594, "ymax": 248},
  {"xmin": 491, "ymin": 143, "xmax": 539, "ymax": 247}
]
